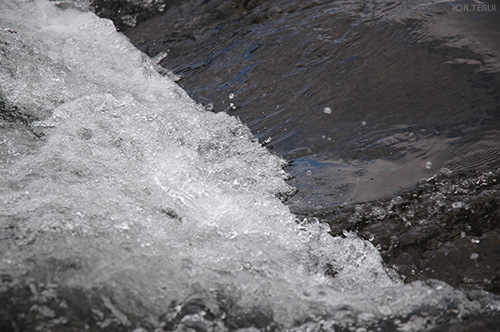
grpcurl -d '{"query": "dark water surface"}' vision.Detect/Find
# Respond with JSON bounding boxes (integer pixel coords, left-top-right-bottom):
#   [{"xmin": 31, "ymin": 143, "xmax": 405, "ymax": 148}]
[
  {"xmin": 120, "ymin": 0, "xmax": 500, "ymax": 297},
  {"xmin": 125, "ymin": 0, "xmax": 500, "ymax": 211}
]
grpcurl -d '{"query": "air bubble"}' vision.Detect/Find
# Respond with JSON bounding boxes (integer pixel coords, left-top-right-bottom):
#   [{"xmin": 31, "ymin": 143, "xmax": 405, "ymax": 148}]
[
  {"xmin": 228, "ymin": 93, "xmax": 235, "ymax": 99},
  {"xmin": 361, "ymin": 121, "xmax": 367, "ymax": 126},
  {"xmin": 323, "ymin": 107, "xmax": 332, "ymax": 115},
  {"xmin": 425, "ymin": 161, "xmax": 432, "ymax": 169},
  {"xmin": 306, "ymin": 170, "xmax": 312, "ymax": 176}
]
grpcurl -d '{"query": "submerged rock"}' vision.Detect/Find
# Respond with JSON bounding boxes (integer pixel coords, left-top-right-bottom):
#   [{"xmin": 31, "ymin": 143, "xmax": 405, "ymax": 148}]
[{"xmin": 303, "ymin": 167, "xmax": 500, "ymax": 294}]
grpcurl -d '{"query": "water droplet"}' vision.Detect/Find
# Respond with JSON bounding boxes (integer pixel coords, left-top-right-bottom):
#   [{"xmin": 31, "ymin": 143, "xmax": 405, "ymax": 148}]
[
  {"xmin": 425, "ymin": 161, "xmax": 432, "ymax": 169},
  {"xmin": 204, "ymin": 103, "xmax": 214, "ymax": 112},
  {"xmin": 323, "ymin": 106, "xmax": 332, "ymax": 114},
  {"xmin": 306, "ymin": 170, "xmax": 312, "ymax": 176},
  {"xmin": 440, "ymin": 167, "xmax": 453, "ymax": 176},
  {"xmin": 228, "ymin": 93, "xmax": 234, "ymax": 99}
]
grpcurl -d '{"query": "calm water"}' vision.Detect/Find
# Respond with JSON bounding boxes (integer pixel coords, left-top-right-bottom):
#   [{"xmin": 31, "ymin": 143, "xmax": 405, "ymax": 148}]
[{"xmin": 125, "ymin": 0, "xmax": 500, "ymax": 211}]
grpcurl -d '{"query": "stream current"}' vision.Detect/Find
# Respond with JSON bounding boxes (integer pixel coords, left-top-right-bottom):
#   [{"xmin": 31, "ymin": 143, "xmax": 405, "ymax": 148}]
[{"xmin": 1, "ymin": 0, "xmax": 500, "ymax": 331}]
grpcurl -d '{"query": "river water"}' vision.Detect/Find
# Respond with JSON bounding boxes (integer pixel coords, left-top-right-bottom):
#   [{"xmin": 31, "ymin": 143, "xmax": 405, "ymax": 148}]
[
  {"xmin": 124, "ymin": 0, "xmax": 500, "ymax": 211},
  {"xmin": 1, "ymin": 0, "xmax": 499, "ymax": 331}
]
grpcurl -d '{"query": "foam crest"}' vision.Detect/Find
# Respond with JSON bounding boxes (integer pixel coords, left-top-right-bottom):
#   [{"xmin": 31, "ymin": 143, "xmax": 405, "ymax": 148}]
[{"xmin": 1, "ymin": 1, "xmax": 498, "ymax": 330}]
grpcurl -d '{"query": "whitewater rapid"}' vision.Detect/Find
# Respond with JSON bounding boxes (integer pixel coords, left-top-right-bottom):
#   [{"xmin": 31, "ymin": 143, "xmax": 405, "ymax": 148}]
[{"xmin": 0, "ymin": 1, "xmax": 498, "ymax": 331}]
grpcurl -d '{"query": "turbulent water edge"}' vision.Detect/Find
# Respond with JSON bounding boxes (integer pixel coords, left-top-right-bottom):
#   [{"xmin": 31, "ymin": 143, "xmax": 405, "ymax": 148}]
[
  {"xmin": 303, "ymin": 167, "xmax": 500, "ymax": 294},
  {"xmin": 50, "ymin": 0, "xmax": 171, "ymax": 30},
  {"xmin": 80, "ymin": 0, "xmax": 500, "ymax": 294},
  {"xmin": 1, "ymin": 1, "xmax": 500, "ymax": 332},
  {"xmin": 121, "ymin": 0, "xmax": 500, "ymax": 209},
  {"xmin": 1, "ymin": 279, "xmax": 500, "ymax": 332}
]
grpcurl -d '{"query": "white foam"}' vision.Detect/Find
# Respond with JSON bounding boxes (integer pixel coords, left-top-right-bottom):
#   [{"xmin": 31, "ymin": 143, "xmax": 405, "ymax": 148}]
[{"xmin": 0, "ymin": 1, "xmax": 497, "ymax": 329}]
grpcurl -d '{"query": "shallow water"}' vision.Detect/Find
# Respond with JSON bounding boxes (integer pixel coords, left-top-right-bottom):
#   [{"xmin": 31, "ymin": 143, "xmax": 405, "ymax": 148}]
[
  {"xmin": 1, "ymin": 0, "xmax": 500, "ymax": 331},
  {"xmin": 125, "ymin": 0, "xmax": 500, "ymax": 210}
]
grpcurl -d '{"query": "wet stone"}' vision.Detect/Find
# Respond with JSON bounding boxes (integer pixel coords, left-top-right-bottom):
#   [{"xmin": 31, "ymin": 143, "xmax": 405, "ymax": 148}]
[
  {"xmin": 0, "ymin": 281, "xmax": 142, "ymax": 332},
  {"xmin": 301, "ymin": 167, "xmax": 500, "ymax": 294}
]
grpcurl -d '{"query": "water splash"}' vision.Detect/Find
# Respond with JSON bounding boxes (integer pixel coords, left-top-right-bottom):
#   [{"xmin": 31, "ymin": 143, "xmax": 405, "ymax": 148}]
[{"xmin": 0, "ymin": 1, "xmax": 498, "ymax": 331}]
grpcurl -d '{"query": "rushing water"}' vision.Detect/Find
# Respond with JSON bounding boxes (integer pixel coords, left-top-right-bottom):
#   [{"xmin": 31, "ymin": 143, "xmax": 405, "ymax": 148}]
[
  {"xmin": 1, "ymin": 0, "xmax": 499, "ymax": 331},
  {"xmin": 125, "ymin": 0, "xmax": 500, "ymax": 211}
]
